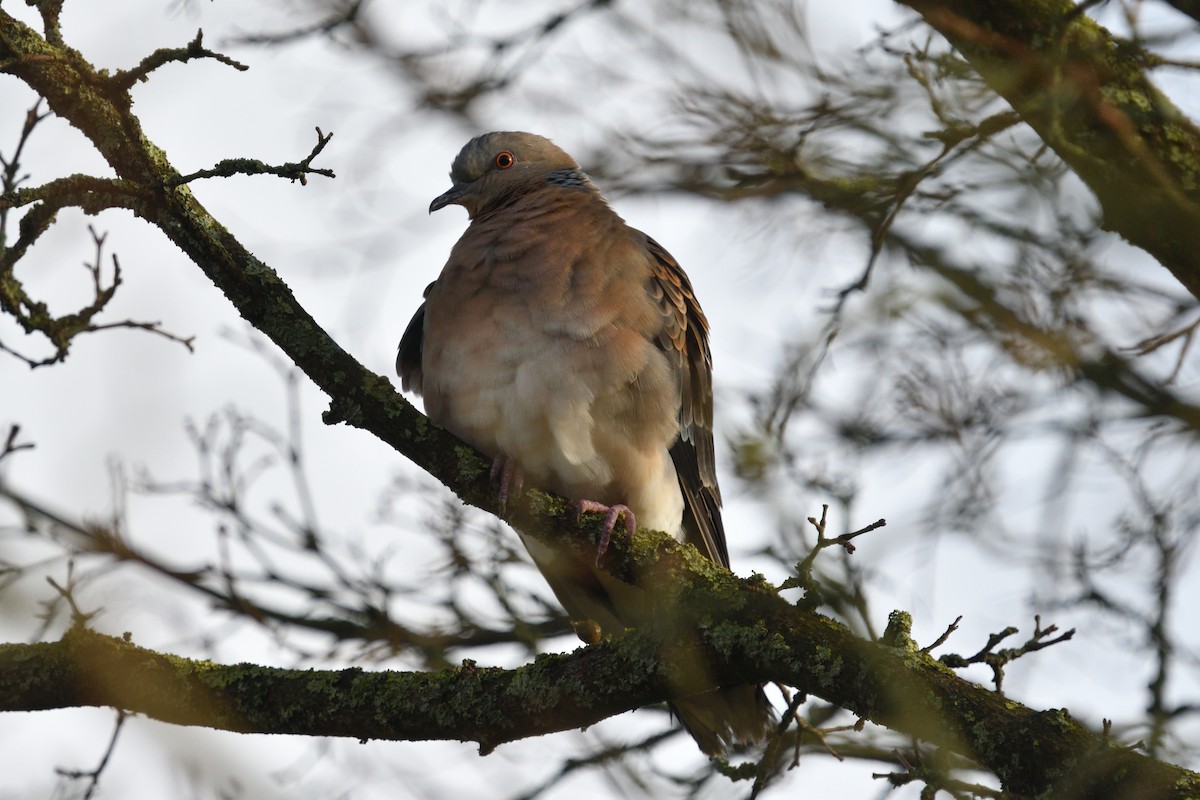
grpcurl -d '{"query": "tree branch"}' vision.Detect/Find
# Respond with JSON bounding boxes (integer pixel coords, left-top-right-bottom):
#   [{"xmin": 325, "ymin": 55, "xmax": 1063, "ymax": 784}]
[
  {"xmin": 170, "ymin": 127, "xmax": 335, "ymax": 186},
  {"xmin": 2, "ymin": 530, "xmax": 1196, "ymax": 797},
  {"xmin": 109, "ymin": 29, "xmax": 248, "ymax": 92},
  {"xmin": 0, "ymin": 624, "xmax": 664, "ymax": 756},
  {"xmin": 897, "ymin": 0, "xmax": 1200, "ymax": 301}
]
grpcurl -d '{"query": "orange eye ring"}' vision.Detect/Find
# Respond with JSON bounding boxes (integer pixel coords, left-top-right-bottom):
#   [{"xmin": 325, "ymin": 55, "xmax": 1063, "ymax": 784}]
[{"xmin": 494, "ymin": 151, "xmax": 515, "ymax": 169}]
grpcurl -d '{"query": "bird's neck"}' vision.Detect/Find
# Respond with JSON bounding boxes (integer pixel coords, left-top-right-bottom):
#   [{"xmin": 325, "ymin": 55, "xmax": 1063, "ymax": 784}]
[{"xmin": 475, "ymin": 180, "xmax": 613, "ymax": 228}]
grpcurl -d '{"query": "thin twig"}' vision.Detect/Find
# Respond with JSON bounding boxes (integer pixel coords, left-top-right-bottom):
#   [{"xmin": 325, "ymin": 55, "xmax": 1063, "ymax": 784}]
[
  {"xmin": 938, "ymin": 615, "xmax": 1075, "ymax": 693},
  {"xmin": 920, "ymin": 615, "xmax": 963, "ymax": 654},
  {"xmin": 782, "ymin": 505, "xmax": 887, "ymax": 603},
  {"xmin": 109, "ymin": 30, "xmax": 248, "ymax": 92},
  {"xmin": 230, "ymin": 0, "xmax": 365, "ymax": 46},
  {"xmin": 55, "ymin": 711, "xmax": 127, "ymax": 800},
  {"xmin": 0, "ymin": 423, "xmax": 35, "ymax": 463}
]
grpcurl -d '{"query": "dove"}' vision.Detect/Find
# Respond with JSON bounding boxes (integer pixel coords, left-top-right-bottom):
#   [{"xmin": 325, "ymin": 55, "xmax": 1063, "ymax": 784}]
[{"xmin": 397, "ymin": 131, "xmax": 771, "ymax": 755}]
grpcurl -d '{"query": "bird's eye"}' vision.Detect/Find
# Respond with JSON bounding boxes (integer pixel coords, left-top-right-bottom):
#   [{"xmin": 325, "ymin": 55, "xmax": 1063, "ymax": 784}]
[{"xmin": 494, "ymin": 151, "xmax": 515, "ymax": 169}]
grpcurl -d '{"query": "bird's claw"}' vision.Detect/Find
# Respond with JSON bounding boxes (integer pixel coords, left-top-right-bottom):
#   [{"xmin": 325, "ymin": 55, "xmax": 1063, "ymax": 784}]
[
  {"xmin": 491, "ymin": 454, "xmax": 524, "ymax": 515},
  {"xmin": 576, "ymin": 500, "xmax": 636, "ymax": 564}
]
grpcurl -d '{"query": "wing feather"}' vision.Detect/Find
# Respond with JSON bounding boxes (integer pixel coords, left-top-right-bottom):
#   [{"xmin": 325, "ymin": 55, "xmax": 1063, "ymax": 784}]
[
  {"xmin": 396, "ymin": 281, "xmax": 435, "ymax": 393},
  {"xmin": 643, "ymin": 236, "xmax": 729, "ymax": 568}
]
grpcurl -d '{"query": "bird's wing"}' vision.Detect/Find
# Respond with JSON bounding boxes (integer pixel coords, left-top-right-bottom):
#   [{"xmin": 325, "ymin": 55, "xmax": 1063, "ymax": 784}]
[
  {"xmin": 643, "ymin": 235, "xmax": 729, "ymax": 568},
  {"xmin": 396, "ymin": 281, "xmax": 435, "ymax": 393}
]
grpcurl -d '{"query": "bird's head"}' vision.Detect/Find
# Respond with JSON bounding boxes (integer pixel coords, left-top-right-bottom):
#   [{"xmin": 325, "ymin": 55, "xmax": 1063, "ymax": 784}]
[{"xmin": 429, "ymin": 131, "xmax": 590, "ymax": 218}]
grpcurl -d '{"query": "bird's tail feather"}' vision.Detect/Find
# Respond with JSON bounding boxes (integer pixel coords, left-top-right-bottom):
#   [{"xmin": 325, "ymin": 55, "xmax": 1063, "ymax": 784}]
[{"xmin": 671, "ymin": 684, "xmax": 774, "ymax": 756}]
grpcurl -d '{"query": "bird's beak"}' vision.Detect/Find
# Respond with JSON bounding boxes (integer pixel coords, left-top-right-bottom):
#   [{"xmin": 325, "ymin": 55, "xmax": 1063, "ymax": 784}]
[{"xmin": 429, "ymin": 183, "xmax": 468, "ymax": 214}]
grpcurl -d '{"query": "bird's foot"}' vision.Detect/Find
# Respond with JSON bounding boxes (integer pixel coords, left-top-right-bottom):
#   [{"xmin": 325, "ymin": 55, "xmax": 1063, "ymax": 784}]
[
  {"xmin": 576, "ymin": 500, "xmax": 636, "ymax": 564},
  {"xmin": 490, "ymin": 454, "xmax": 524, "ymax": 515}
]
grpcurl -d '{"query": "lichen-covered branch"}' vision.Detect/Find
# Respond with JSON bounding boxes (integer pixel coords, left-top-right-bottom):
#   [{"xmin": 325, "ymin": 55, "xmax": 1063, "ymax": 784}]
[
  {"xmin": 0, "ymin": 624, "xmax": 666, "ymax": 755},
  {"xmin": 0, "ymin": 217, "xmax": 190, "ymax": 366},
  {"xmin": 25, "ymin": 0, "xmax": 63, "ymax": 47},
  {"xmin": 171, "ymin": 127, "xmax": 335, "ymax": 186},
  {"xmin": 0, "ymin": 98, "xmax": 176, "ymax": 366},
  {"xmin": 897, "ymin": 0, "xmax": 1200, "ymax": 301},
  {"xmin": 2, "ymin": 528, "xmax": 1197, "ymax": 798},
  {"xmin": 0, "ymin": 173, "xmax": 149, "ymax": 215}
]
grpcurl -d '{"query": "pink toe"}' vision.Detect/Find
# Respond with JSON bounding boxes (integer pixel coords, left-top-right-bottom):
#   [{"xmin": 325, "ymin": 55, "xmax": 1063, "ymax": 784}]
[
  {"xmin": 576, "ymin": 501, "xmax": 635, "ymax": 564},
  {"xmin": 492, "ymin": 455, "xmax": 523, "ymax": 515}
]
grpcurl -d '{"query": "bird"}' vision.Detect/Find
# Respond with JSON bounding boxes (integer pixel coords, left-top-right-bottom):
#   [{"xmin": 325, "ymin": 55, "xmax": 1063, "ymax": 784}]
[{"xmin": 397, "ymin": 131, "xmax": 772, "ymax": 755}]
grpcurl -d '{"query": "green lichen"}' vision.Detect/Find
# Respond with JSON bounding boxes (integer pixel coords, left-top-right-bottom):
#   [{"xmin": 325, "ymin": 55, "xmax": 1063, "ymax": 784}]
[
  {"xmin": 809, "ymin": 644, "xmax": 844, "ymax": 684},
  {"xmin": 881, "ymin": 609, "xmax": 917, "ymax": 653},
  {"xmin": 454, "ymin": 445, "xmax": 486, "ymax": 481},
  {"xmin": 1175, "ymin": 774, "xmax": 1200, "ymax": 794}
]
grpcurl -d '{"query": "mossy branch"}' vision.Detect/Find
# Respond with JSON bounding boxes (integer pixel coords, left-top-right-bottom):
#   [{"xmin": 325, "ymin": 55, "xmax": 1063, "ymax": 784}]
[
  {"xmin": 897, "ymin": 0, "xmax": 1200, "ymax": 301},
  {"xmin": 2, "ymin": 531, "xmax": 1196, "ymax": 798},
  {"xmin": 0, "ymin": 624, "xmax": 667, "ymax": 756},
  {"xmin": 171, "ymin": 128, "xmax": 335, "ymax": 186}
]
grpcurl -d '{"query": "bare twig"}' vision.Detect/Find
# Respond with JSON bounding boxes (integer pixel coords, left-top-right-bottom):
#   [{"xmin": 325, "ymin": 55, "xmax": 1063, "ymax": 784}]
[
  {"xmin": 781, "ymin": 505, "xmax": 886, "ymax": 607},
  {"xmin": 920, "ymin": 615, "xmax": 963, "ymax": 654},
  {"xmin": 939, "ymin": 615, "xmax": 1075, "ymax": 693},
  {"xmin": 42, "ymin": 562, "xmax": 98, "ymax": 627},
  {"xmin": 0, "ymin": 225, "xmax": 193, "ymax": 367},
  {"xmin": 55, "ymin": 711, "xmax": 127, "ymax": 800},
  {"xmin": 230, "ymin": 0, "xmax": 365, "ymax": 46},
  {"xmin": 0, "ymin": 423, "xmax": 34, "ymax": 463},
  {"xmin": 829, "ymin": 72, "xmax": 1019, "ymax": 315},
  {"xmin": 872, "ymin": 743, "xmax": 1005, "ymax": 798},
  {"xmin": 1125, "ymin": 314, "xmax": 1200, "ymax": 385},
  {"xmin": 109, "ymin": 30, "xmax": 248, "ymax": 92},
  {"xmin": 0, "ymin": 99, "xmax": 50, "ymax": 248}
]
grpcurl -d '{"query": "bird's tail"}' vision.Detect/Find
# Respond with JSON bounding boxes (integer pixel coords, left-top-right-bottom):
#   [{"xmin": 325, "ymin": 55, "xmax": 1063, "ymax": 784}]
[{"xmin": 671, "ymin": 684, "xmax": 774, "ymax": 756}]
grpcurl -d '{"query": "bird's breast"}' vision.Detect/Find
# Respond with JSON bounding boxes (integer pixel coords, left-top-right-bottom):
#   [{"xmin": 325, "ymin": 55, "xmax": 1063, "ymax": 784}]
[{"xmin": 419, "ymin": 234, "xmax": 684, "ymax": 535}]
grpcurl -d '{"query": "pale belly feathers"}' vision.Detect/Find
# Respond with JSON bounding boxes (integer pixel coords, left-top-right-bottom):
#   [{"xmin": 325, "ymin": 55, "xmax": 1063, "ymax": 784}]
[{"xmin": 422, "ymin": 286, "xmax": 685, "ymax": 539}]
